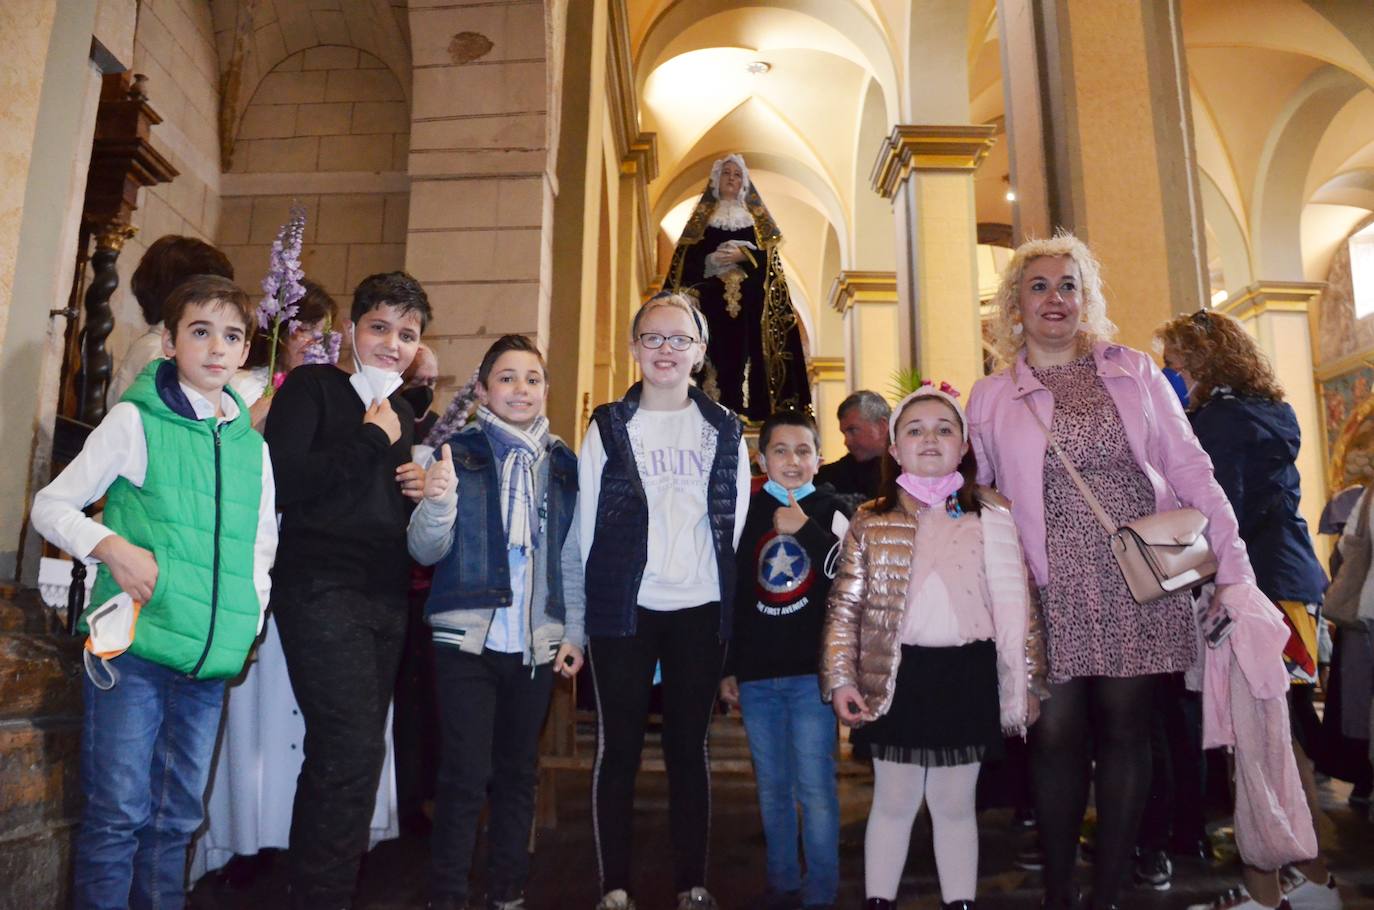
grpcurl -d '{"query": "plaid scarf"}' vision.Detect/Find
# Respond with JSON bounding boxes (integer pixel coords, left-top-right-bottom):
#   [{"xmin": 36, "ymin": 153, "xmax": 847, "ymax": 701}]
[{"xmin": 476, "ymin": 404, "xmax": 548, "ymax": 553}]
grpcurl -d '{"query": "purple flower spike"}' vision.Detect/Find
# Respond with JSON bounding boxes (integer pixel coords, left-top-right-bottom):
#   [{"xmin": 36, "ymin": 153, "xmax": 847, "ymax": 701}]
[{"xmin": 256, "ymin": 201, "xmax": 310, "ymax": 395}]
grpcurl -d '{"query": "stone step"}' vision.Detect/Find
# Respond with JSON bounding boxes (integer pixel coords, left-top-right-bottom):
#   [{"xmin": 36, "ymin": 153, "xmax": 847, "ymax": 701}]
[
  {"xmin": 542, "ymin": 710, "xmax": 866, "ymax": 776},
  {"xmin": 0, "ymin": 820, "xmax": 75, "ymax": 910},
  {"xmin": 0, "ymin": 716, "xmax": 82, "ymax": 835},
  {"xmin": 0, "ymin": 633, "xmax": 84, "ymax": 723},
  {"xmin": 0, "ymin": 584, "xmax": 59, "ymax": 635}
]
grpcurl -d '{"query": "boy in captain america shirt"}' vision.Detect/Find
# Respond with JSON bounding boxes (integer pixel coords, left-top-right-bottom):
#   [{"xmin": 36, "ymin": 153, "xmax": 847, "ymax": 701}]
[{"xmin": 719, "ymin": 410, "xmax": 853, "ymax": 910}]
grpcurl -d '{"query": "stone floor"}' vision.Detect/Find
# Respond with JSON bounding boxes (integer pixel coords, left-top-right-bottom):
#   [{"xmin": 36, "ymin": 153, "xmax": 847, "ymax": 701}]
[{"xmin": 188, "ymin": 766, "xmax": 1374, "ymax": 910}]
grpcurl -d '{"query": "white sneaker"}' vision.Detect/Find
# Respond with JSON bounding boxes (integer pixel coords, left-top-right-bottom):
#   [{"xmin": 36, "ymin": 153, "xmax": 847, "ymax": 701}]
[
  {"xmin": 1186, "ymin": 887, "xmax": 1290, "ymax": 910},
  {"xmin": 596, "ymin": 890, "xmax": 635, "ymax": 910},
  {"xmin": 1281, "ymin": 869, "xmax": 1342, "ymax": 910}
]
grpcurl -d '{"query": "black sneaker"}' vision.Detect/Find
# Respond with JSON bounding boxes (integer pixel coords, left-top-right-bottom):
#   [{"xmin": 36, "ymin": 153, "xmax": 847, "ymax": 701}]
[
  {"xmin": 1169, "ymin": 835, "xmax": 1214, "ymax": 863},
  {"xmin": 1133, "ymin": 849, "xmax": 1173, "ymax": 891}
]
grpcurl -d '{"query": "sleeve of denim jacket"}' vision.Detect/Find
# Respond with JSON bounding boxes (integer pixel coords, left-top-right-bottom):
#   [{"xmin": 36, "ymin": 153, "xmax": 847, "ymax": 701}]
[
  {"xmin": 406, "ymin": 485, "xmax": 456, "ymax": 566},
  {"xmin": 559, "ymin": 508, "xmax": 586, "ymax": 648}
]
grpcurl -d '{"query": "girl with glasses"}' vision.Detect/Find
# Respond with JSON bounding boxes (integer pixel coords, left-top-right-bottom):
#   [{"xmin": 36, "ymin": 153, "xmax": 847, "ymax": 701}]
[{"xmin": 571, "ymin": 292, "xmax": 752, "ymax": 910}]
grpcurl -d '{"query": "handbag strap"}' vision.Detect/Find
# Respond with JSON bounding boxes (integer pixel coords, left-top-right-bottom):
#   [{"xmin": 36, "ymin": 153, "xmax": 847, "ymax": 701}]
[{"xmin": 1022, "ymin": 397, "xmax": 1119, "ymax": 535}]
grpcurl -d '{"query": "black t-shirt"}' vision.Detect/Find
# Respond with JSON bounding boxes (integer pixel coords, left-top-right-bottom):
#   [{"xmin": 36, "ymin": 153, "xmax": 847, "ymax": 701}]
[
  {"xmin": 726, "ymin": 487, "xmax": 852, "ymax": 683},
  {"xmin": 264, "ymin": 364, "xmax": 416, "ymax": 595}
]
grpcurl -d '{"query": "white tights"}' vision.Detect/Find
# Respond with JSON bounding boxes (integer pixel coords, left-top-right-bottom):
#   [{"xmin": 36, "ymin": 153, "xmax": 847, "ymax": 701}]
[{"xmin": 865, "ymin": 759, "xmax": 982, "ymax": 902}]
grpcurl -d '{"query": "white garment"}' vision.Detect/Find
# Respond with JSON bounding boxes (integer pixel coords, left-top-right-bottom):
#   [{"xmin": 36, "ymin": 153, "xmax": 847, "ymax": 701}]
[
  {"xmin": 107, "ymin": 325, "xmax": 165, "ymax": 407},
  {"xmin": 29, "ymin": 383, "xmax": 276, "ymax": 631},
  {"xmin": 576, "ymin": 405, "xmax": 750, "ymax": 610},
  {"xmin": 485, "ymin": 546, "xmax": 531, "ymax": 653},
  {"xmin": 190, "ymin": 616, "xmax": 399, "ymax": 880},
  {"xmin": 229, "ymin": 365, "xmax": 271, "ymax": 406},
  {"xmin": 707, "ymin": 199, "xmax": 755, "ymax": 232}
]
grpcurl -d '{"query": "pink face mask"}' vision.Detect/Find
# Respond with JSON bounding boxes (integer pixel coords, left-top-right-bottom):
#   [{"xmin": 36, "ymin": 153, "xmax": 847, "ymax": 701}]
[{"xmin": 896, "ymin": 471, "xmax": 964, "ymax": 507}]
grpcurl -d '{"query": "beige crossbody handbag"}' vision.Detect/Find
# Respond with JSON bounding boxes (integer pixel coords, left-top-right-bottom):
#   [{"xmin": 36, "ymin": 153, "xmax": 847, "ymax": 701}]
[{"xmin": 1025, "ymin": 400, "xmax": 1218, "ymax": 604}]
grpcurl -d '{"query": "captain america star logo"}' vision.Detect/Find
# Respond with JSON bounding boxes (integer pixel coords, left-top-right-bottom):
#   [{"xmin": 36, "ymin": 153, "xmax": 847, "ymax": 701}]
[{"xmin": 755, "ymin": 530, "xmax": 814, "ymax": 606}]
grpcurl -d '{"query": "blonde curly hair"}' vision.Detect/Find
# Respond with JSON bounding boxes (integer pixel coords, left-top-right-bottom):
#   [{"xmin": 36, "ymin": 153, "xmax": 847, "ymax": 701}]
[
  {"xmin": 1153, "ymin": 310, "xmax": 1284, "ymax": 408},
  {"xmin": 988, "ymin": 230, "xmax": 1118, "ymax": 363}
]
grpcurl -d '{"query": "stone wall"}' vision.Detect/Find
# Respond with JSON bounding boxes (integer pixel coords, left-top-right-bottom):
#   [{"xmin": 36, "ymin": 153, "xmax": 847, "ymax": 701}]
[
  {"xmin": 0, "ymin": 0, "xmax": 59, "ymax": 354},
  {"xmin": 404, "ymin": 0, "xmax": 552, "ymax": 401},
  {"xmin": 217, "ymin": 46, "xmax": 410, "ymax": 347},
  {"xmin": 106, "ymin": 0, "xmax": 225, "ymax": 365}
]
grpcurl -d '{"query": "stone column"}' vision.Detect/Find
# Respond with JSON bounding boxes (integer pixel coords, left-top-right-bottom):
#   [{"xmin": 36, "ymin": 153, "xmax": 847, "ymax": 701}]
[
  {"xmin": 1217, "ymin": 282, "xmax": 1328, "ymax": 544},
  {"xmin": 998, "ymin": 0, "xmax": 1208, "ymax": 350},
  {"xmin": 872, "ymin": 125, "xmax": 995, "ymax": 396},
  {"xmin": 807, "ymin": 355, "xmax": 847, "ymax": 462},
  {"xmin": 829, "ymin": 270, "xmax": 900, "ymax": 401},
  {"xmin": 404, "ymin": 2, "xmax": 557, "ymax": 376}
]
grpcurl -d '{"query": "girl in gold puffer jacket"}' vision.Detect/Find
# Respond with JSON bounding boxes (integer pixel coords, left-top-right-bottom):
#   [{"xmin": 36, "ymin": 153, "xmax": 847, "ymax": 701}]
[{"xmin": 821, "ymin": 382, "xmax": 1048, "ymax": 910}]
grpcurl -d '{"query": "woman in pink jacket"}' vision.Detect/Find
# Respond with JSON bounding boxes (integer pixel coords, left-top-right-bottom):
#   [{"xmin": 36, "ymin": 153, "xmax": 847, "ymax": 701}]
[{"xmin": 966, "ymin": 232, "xmax": 1256, "ymax": 910}]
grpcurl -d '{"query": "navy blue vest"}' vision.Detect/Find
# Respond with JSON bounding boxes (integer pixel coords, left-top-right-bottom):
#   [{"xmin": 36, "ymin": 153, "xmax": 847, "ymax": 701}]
[
  {"xmin": 584, "ymin": 383, "xmax": 743, "ymax": 638},
  {"xmin": 424, "ymin": 426, "xmax": 578, "ymax": 617}
]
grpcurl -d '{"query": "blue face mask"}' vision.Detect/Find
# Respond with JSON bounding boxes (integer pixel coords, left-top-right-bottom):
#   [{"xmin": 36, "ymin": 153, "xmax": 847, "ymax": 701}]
[
  {"xmin": 763, "ymin": 479, "xmax": 815, "ymax": 505},
  {"xmin": 1162, "ymin": 367, "xmax": 1190, "ymax": 408}
]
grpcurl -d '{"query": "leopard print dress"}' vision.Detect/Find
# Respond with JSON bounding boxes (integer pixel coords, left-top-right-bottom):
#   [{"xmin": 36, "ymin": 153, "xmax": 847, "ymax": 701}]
[{"xmin": 1033, "ymin": 355, "xmax": 1197, "ymax": 682}]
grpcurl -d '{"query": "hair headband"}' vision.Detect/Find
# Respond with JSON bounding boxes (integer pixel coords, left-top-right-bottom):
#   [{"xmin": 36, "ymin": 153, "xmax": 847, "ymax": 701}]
[
  {"xmin": 645, "ymin": 291, "xmax": 706, "ymax": 341},
  {"xmin": 889, "ymin": 380, "xmax": 968, "ymax": 444}
]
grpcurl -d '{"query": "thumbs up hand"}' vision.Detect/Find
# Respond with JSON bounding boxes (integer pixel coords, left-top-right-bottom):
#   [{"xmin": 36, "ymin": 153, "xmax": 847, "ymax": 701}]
[
  {"xmin": 772, "ymin": 489, "xmax": 808, "ymax": 535},
  {"xmin": 423, "ymin": 443, "xmax": 456, "ymax": 502}
]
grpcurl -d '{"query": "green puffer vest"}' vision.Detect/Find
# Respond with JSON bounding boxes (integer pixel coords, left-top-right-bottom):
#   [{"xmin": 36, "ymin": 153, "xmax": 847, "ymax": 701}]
[{"xmin": 87, "ymin": 360, "xmax": 266, "ymax": 679}]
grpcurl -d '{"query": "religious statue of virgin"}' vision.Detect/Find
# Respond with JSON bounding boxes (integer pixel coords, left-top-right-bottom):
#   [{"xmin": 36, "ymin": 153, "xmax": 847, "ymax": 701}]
[{"xmin": 666, "ymin": 153, "xmax": 812, "ymax": 420}]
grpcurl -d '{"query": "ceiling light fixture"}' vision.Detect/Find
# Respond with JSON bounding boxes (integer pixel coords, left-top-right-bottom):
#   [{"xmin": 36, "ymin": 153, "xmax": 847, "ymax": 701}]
[
  {"xmin": 1002, "ymin": 174, "xmax": 1015, "ymax": 203},
  {"xmin": 746, "ymin": 60, "xmax": 771, "ymax": 75}
]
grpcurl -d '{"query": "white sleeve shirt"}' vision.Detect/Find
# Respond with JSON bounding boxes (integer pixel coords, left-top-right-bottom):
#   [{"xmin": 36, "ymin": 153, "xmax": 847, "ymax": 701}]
[
  {"xmin": 575, "ymin": 406, "xmax": 751, "ymax": 610},
  {"xmin": 30, "ymin": 384, "xmax": 278, "ymax": 628}
]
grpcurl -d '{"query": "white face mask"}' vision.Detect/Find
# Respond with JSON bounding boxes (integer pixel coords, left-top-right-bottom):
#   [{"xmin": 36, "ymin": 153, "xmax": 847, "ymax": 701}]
[{"xmin": 348, "ymin": 325, "xmax": 403, "ymax": 405}]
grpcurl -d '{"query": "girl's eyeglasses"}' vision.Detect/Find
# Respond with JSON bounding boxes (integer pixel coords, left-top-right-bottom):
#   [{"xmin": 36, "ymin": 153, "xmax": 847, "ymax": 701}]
[{"xmin": 637, "ymin": 333, "xmax": 698, "ymax": 351}]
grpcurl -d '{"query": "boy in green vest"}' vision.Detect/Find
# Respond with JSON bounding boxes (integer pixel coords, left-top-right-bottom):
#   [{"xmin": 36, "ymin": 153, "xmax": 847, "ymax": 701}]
[{"xmin": 30, "ymin": 274, "xmax": 277, "ymax": 910}]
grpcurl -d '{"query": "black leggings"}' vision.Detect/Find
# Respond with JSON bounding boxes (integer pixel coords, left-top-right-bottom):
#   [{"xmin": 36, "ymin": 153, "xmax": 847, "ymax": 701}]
[
  {"xmin": 1031, "ymin": 674, "xmax": 1160, "ymax": 909},
  {"xmin": 588, "ymin": 603, "xmax": 726, "ymax": 897}
]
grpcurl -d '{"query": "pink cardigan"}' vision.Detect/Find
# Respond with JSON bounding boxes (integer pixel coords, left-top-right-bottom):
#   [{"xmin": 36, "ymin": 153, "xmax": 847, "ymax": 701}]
[{"xmin": 965, "ymin": 342, "xmax": 1253, "ymax": 589}]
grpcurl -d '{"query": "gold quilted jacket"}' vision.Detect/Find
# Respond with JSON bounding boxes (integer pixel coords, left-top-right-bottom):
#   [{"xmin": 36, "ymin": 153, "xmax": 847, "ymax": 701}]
[{"xmin": 820, "ymin": 487, "xmax": 1048, "ymax": 730}]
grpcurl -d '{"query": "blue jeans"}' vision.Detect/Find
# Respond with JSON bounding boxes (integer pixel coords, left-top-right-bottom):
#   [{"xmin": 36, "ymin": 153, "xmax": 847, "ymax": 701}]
[
  {"xmin": 73, "ymin": 652, "xmax": 226, "ymax": 910},
  {"xmin": 739, "ymin": 674, "xmax": 840, "ymax": 906}
]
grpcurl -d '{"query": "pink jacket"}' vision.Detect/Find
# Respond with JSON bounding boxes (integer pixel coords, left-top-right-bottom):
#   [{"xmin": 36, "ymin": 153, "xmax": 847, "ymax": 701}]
[
  {"xmin": 966, "ymin": 342, "xmax": 1254, "ymax": 589},
  {"xmin": 1205, "ymin": 584, "xmax": 1317, "ymax": 869}
]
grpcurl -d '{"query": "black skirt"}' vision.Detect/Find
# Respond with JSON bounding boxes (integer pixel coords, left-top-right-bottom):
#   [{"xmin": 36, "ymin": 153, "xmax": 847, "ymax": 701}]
[{"xmin": 851, "ymin": 639, "xmax": 1004, "ymax": 767}]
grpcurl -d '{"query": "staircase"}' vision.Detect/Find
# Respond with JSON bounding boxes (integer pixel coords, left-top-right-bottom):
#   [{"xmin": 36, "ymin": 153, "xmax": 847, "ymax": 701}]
[
  {"xmin": 535, "ymin": 681, "xmax": 863, "ymax": 831},
  {"xmin": 0, "ymin": 586, "xmax": 83, "ymax": 910}
]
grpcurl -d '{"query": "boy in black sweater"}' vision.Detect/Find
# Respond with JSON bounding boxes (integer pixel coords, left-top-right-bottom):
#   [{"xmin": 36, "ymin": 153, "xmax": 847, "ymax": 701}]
[
  {"xmin": 263, "ymin": 271, "xmax": 431, "ymax": 909},
  {"xmin": 720, "ymin": 411, "xmax": 852, "ymax": 910}
]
